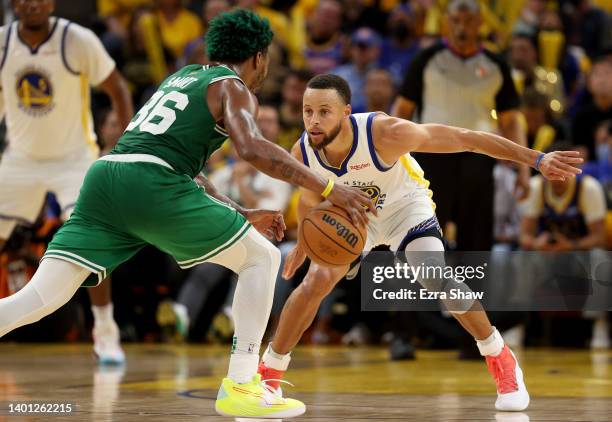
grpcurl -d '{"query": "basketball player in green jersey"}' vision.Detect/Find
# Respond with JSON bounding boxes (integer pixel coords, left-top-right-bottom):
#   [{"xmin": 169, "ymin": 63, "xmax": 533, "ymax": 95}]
[{"xmin": 0, "ymin": 10, "xmax": 375, "ymax": 419}]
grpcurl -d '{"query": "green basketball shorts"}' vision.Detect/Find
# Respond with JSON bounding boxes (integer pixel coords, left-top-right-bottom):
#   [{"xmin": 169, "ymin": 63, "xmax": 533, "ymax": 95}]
[{"xmin": 43, "ymin": 154, "xmax": 250, "ymax": 286}]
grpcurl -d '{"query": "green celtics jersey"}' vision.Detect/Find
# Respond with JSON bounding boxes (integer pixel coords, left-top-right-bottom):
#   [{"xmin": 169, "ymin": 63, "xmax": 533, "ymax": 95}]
[{"xmin": 112, "ymin": 64, "xmax": 241, "ymax": 178}]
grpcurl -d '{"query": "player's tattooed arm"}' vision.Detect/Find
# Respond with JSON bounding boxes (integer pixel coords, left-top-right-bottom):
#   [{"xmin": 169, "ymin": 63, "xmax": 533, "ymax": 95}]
[
  {"xmin": 195, "ymin": 173, "xmax": 246, "ymax": 215},
  {"xmin": 373, "ymin": 114, "xmax": 583, "ymax": 181}
]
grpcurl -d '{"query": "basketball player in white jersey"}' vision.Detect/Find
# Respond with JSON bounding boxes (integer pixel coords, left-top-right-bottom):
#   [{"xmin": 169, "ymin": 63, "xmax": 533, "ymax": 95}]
[
  {"xmin": 258, "ymin": 74, "xmax": 583, "ymax": 412},
  {"xmin": 0, "ymin": 0, "xmax": 133, "ymax": 363}
]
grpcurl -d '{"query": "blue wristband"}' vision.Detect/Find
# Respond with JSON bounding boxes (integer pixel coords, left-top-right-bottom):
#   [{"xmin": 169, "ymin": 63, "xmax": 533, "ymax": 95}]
[{"xmin": 535, "ymin": 153, "xmax": 545, "ymax": 171}]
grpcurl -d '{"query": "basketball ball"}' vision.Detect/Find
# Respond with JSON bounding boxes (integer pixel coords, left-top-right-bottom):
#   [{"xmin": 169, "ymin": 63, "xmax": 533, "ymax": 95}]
[{"xmin": 300, "ymin": 203, "xmax": 366, "ymax": 267}]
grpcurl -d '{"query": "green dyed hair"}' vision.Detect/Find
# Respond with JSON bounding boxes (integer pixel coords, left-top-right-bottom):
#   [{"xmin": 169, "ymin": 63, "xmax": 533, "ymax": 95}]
[{"xmin": 206, "ymin": 9, "xmax": 274, "ymax": 64}]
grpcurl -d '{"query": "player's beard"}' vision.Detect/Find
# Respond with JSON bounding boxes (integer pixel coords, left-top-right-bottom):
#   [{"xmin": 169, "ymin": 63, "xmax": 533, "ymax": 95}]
[{"xmin": 308, "ymin": 121, "xmax": 342, "ymax": 151}]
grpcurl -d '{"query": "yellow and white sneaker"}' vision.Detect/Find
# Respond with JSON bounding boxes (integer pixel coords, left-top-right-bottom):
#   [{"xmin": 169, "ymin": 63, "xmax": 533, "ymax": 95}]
[{"xmin": 215, "ymin": 374, "xmax": 305, "ymax": 419}]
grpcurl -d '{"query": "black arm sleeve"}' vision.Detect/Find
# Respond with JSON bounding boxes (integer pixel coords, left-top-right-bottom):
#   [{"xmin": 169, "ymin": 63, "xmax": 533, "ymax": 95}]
[{"xmin": 483, "ymin": 49, "xmax": 520, "ymax": 112}]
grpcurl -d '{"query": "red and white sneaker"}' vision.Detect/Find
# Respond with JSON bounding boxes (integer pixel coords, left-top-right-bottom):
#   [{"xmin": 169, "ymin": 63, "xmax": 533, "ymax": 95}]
[{"xmin": 486, "ymin": 346, "xmax": 529, "ymax": 411}]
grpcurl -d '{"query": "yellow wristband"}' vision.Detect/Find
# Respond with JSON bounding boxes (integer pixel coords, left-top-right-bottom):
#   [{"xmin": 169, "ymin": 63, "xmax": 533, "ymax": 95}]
[{"xmin": 321, "ymin": 179, "xmax": 334, "ymax": 198}]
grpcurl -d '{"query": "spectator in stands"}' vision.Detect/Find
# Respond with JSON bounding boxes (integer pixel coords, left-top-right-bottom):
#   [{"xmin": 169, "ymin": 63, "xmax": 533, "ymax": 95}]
[
  {"xmin": 560, "ymin": 0, "xmax": 612, "ymax": 59},
  {"xmin": 98, "ymin": 0, "xmax": 152, "ymax": 39},
  {"xmin": 494, "ymin": 162, "xmax": 521, "ymax": 250},
  {"xmin": 378, "ymin": 4, "xmax": 421, "ymax": 85},
  {"xmin": 522, "ymin": 88, "xmax": 566, "ymax": 151},
  {"xmin": 278, "ymin": 70, "xmax": 312, "ymax": 151},
  {"xmin": 539, "ymin": 7, "xmax": 583, "ymax": 97},
  {"xmin": 340, "ymin": 0, "xmax": 388, "ymax": 35},
  {"xmin": 332, "ymin": 27, "xmax": 382, "ymax": 113},
  {"xmin": 203, "ymin": 0, "xmax": 230, "ymax": 27},
  {"xmin": 519, "ymin": 141, "xmax": 609, "ymax": 348},
  {"xmin": 155, "ymin": 0, "xmax": 203, "ymax": 59},
  {"xmin": 121, "ymin": 7, "xmax": 175, "ymax": 106},
  {"xmin": 98, "ymin": 0, "xmax": 153, "ymax": 63},
  {"xmin": 179, "ymin": 0, "xmax": 231, "ymax": 67},
  {"xmin": 364, "ymin": 68, "xmax": 395, "ymax": 113},
  {"xmin": 513, "ymin": 0, "xmax": 547, "ymax": 35},
  {"xmin": 304, "ymin": 0, "xmax": 346, "ymax": 74},
  {"xmin": 583, "ymin": 119, "xmax": 612, "ymax": 196},
  {"xmin": 572, "ymin": 52, "xmax": 612, "ymax": 160},
  {"xmin": 509, "ymin": 32, "xmax": 566, "ymax": 118},
  {"xmin": 520, "ymin": 143, "xmax": 606, "ymax": 252}
]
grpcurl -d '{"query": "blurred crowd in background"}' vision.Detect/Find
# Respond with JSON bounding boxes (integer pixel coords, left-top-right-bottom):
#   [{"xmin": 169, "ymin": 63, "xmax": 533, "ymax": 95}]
[{"xmin": 0, "ymin": 0, "xmax": 611, "ymax": 356}]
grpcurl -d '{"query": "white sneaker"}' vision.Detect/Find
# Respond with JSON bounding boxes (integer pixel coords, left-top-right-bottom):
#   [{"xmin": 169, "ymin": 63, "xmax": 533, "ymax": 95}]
[
  {"xmin": 93, "ymin": 321, "xmax": 125, "ymax": 365},
  {"xmin": 341, "ymin": 323, "xmax": 371, "ymax": 346},
  {"xmin": 502, "ymin": 325, "xmax": 525, "ymax": 349},
  {"xmin": 486, "ymin": 346, "xmax": 530, "ymax": 411}
]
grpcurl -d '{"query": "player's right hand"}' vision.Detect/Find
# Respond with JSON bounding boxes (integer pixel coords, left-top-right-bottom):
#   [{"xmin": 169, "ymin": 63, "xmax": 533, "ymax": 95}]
[
  {"xmin": 282, "ymin": 243, "xmax": 307, "ymax": 280},
  {"xmin": 326, "ymin": 184, "xmax": 377, "ymax": 227}
]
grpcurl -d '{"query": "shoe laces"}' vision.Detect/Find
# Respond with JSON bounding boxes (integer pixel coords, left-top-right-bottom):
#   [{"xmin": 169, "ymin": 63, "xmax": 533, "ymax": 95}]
[
  {"xmin": 487, "ymin": 349, "xmax": 518, "ymax": 394},
  {"xmin": 259, "ymin": 378, "xmax": 294, "ymax": 404}
]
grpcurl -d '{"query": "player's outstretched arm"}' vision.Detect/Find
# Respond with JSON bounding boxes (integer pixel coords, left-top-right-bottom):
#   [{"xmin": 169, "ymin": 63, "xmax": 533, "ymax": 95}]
[
  {"xmin": 211, "ymin": 79, "xmax": 375, "ymax": 226},
  {"xmin": 373, "ymin": 114, "xmax": 583, "ymax": 181}
]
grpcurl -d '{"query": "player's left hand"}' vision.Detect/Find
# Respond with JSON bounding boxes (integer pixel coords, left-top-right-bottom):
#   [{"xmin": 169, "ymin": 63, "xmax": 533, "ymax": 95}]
[
  {"xmin": 538, "ymin": 151, "xmax": 583, "ymax": 181},
  {"xmin": 244, "ymin": 209, "xmax": 286, "ymax": 241}
]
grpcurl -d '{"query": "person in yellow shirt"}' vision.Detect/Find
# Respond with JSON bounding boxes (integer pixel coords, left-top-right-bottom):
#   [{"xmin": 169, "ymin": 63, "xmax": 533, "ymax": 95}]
[
  {"xmin": 98, "ymin": 0, "xmax": 153, "ymax": 39},
  {"xmin": 156, "ymin": 0, "xmax": 204, "ymax": 59}
]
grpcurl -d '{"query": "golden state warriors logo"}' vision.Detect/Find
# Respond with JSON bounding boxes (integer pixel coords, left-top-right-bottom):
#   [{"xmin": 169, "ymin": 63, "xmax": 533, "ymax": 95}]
[
  {"xmin": 16, "ymin": 67, "xmax": 54, "ymax": 116},
  {"xmin": 360, "ymin": 185, "xmax": 381, "ymax": 203},
  {"xmin": 359, "ymin": 185, "xmax": 386, "ymax": 210}
]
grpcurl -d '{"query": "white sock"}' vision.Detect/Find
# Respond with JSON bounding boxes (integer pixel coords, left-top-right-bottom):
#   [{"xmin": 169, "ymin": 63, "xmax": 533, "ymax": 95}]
[
  {"xmin": 228, "ymin": 337, "xmax": 261, "ymax": 384},
  {"xmin": 92, "ymin": 303, "xmax": 114, "ymax": 326},
  {"xmin": 207, "ymin": 229, "xmax": 281, "ymax": 385},
  {"xmin": 476, "ymin": 327, "xmax": 504, "ymax": 357},
  {"xmin": 262, "ymin": 343, "xmax": 291, "ymax": 371}
]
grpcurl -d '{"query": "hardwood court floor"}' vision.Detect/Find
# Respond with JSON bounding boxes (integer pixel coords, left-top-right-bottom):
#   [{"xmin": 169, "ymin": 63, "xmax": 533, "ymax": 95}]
[{"xmin": 0, "ymin": 344, "xmax": 610, "ymax": 421}]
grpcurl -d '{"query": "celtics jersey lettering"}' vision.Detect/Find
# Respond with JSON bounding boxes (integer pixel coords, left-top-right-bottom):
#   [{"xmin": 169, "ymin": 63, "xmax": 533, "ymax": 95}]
[{"xmin": 113, "ymin": 64, "xmax": 240, "ymax": 178}]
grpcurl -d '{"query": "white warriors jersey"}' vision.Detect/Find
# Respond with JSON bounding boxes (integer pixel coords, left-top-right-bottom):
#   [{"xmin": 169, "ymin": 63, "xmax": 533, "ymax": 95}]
[
  {"xmin": 0, "ymin": 17, "xmax": 115, "ymax": 160},
  {"xmin": 300, "ymin": 112, "xmax": 436, "ymax": 214}
]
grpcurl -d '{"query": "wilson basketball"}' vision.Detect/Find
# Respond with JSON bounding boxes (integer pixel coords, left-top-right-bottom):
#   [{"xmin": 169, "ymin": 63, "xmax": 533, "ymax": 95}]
[{"xmin": 300, "ymin": 203, "xmax": 366, "ymax": 266}]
